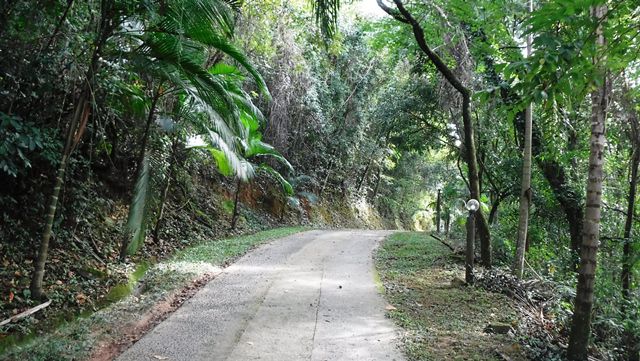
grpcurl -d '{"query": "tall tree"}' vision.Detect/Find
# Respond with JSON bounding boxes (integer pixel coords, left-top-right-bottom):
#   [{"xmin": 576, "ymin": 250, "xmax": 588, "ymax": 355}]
[
  {"xmin": 513, "ymin": 0, "xmax": 533, "ymax": 279},
  {"xmin": 567, "ymin": 4, "xmax": 608, "ymax": 359},
  {"xmin": 377, "ymin": 0, "xmax": 492, "ymax": 266},
  {"xmin": 621, "ymin": 78, "xmax": 640, "ymax": 361},
  {"xmin": 30, "ymin": 0, "xmax": 122, "ymax": 299}
]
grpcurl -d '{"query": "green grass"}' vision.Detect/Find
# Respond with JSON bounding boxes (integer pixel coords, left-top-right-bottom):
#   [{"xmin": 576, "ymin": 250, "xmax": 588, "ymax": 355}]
[
  {"xmin": 172, "ymin": 226, "xmax": 305, "ymax": 265},
  {"xmin": 376, "ymin": 232, "xmax": 524, "ymax": 361},
  {"xmin": 0, "ymin": 226, "xmax": 306, "ymax": 361}
]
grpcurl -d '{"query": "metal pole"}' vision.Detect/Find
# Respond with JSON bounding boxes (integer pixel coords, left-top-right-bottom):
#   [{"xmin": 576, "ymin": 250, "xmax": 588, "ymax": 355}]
[
  {"xmin": 436, "ymin": 189, "xmax": 441, "ymax": 233},
  {"xmin": 465, "ymin": 210, "xmax": 476, "ymax": 284}
]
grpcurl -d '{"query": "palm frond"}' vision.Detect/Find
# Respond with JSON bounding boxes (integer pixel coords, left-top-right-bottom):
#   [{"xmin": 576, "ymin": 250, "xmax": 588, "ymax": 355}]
[
  {"xmin": 125, "ymin": 152, "xmax": 151, "ymax": 256},
  {"xmin": 188, "ymin": 130, "xmax": 254, "ymax": 181},
  {"xmin": 258, "ymin": 165, "xmax": 294, "ymax": 196},
  {"xmin": 311, "ymin": 0, "xmax": 341, "ymax": 39},
  {"xmin": 124, "ymin": 137, "xmax": 172, "ymax": 256},
  {"xmin": 156, "ymin": 0, "xmax": 269, "ymax": 97},
  {"xmin": 246, "ymin": 139, "xmax": 294, "ymax": 173}
]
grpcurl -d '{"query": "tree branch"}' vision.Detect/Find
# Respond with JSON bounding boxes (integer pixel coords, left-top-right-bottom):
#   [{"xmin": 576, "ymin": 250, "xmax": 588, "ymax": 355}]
[
  {"xmin": 390, "ymin": 0, "xmax": 469, "ymax": 96},
  {"xmin": 376, "ymin": 0, "xmax": 410, "ymax": 24}
]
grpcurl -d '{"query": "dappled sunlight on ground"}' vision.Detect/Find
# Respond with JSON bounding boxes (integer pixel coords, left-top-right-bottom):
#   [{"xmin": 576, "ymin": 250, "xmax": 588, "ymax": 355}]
[{"xmin": 377, "ymin": 232, "xmax": 526, "ymax": 361}]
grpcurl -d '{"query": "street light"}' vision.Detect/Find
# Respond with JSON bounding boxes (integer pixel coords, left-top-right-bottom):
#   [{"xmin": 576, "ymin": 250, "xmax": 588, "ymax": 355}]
[
  {"xmin": 466, "ymin": 199, "xmax": 480, "ymax": 212},
  {"xmin": 465, "ymin": 199, "xmax": 479, "ymax": 284}
]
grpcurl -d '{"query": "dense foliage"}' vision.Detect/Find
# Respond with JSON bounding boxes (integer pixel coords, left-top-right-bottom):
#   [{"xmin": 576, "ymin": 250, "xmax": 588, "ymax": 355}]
[{"xmin": 0, "ymin": 0, "xmax": 639, "ymax": 360}]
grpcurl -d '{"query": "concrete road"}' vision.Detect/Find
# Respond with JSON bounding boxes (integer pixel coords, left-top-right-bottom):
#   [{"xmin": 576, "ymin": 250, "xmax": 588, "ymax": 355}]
[{"xmin": 116, "ymin": 230, "xmax": 405, "ymax": 361}]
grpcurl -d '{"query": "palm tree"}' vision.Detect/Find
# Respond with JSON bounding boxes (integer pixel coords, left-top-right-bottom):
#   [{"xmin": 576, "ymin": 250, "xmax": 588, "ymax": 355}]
[
  {"xmin": 121, "ymin": 58, "xmax": 274, "ymax": 256},
  {"xmin": 187, "ymin": 64, "xmax": 293, "ymax": 230},
  {"xmin": 229, "ymin": 124, "xmax": 294, "ymax": 230},
  {"xmin": 31, "ymin": 0, "xmax": 270, "ymax": 294}
]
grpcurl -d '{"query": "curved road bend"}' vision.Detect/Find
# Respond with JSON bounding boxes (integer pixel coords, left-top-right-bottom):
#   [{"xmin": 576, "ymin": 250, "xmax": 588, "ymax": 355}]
[{"xmin": 116, "ymin": 230, "xmax": 405, "ymax": 361}]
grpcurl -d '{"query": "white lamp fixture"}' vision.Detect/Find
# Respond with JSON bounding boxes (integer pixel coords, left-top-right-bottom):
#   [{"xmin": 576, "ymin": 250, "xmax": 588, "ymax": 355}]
[{"xmin": 465, "ymin": 199, "xmax": 480, "ymax": 212}]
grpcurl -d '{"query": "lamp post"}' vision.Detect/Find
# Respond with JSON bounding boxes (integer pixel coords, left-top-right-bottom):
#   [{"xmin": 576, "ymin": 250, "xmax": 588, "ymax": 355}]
[
  {"xmin": 435, "ymin": 188, "xmax": 442, "ymax": 234},
  {"xmin": 465, "ymin": 199, "xmax": 479, "ymax": 284}
]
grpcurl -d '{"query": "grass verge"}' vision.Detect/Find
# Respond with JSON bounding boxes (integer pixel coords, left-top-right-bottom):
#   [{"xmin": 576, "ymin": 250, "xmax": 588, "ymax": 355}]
[
  {"xmin": 375, "ymin": 232, "xmax": 525, "ymax": 361},
  {"xmin": 0, "ymin": 226, "xmax": 306, "ymax": 361}
]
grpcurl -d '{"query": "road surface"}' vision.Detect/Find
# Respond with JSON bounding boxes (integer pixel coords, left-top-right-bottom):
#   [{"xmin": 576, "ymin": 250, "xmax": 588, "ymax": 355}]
[{"xmin": 116, "ymin": 230, "xmax": 405, "ymax": 361}]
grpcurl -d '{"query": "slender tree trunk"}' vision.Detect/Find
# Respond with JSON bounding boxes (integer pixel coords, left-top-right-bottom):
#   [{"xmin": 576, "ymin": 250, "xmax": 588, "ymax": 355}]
[
  {"xmin": 482, "ymin": 46, "xmax": 584, "ymax": 255},
  {"xmin": 445, "ymin": 212, "xmax": 450, "ymax": 237},
  {"xmin": 356, "ymin": 158, "xmax": 372, "ymax": 193},
  {"xmin": 513, "ymin": 104, "xmax": 532, "ymax": 278},
  {"xmin": 488, "ymin": 195, "xmax": 502, "ymax": 225},
  {"xmin": 134, "ymin": 87, "xmax": 161, "ymax": 180},
  {"xmin": 568, "ymin": 6, "xmax": 608, "ymax": 358},
  {"xmin": 152, "ymin": 138, "xmax": 179, "ymax": 244},
  {"xmin": 31, "ymin": 91, "xmax": 91, "ymax": 298},
  {"xmin": 622, "ymin": 101, "xmax": 640, "ymax": 360},
  {"xmin": 30, "ymin": 153, "xmax": 69, "ymax": 299},
  {"xmin": 463, "ymin": 93, "xmax": 492, "ymax": 267},
  {"xmin": 230, "ymin": 179, "xmax": 242, "ymax": 230},
  {"xmin": 514, "ymin": 1, "xmax": 533, "ymax": 279},
  {"xmin": 435, "ymin": 188, "xmax": 441, "ymax": 233},
  {"xmin": 29, "ymin": 4, "xmax": 115, "ymax": 296},
  {"xmin": 43, "ymin": 0, "xmax": 74, "ymax": 52},
  {"xmin": 319, "ymin": 160, "xmax": 334, "ymax": 196},
  {"xmin": 371, "ymin": 167, "xmax": 382, "ymax": 200},
  {"xmin": 378, "ymin": 0, "xmax": 491, "ymax": 266},
  {"xmin": 622, "ymin": 144, "xmax": 639, "ymax": 361},
  {"xmin": 465, "ymin": 211, "xmax": 476, "ymax": 284},
  {"xmin": 622, "ymin": 148, "xmax": 639, "ymax": 298}
]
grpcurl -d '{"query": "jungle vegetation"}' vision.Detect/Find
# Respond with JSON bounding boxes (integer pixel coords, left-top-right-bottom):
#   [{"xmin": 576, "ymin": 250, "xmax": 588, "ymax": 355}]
[{"xmin": 0, "ymin": 0, "xmax": 639, "ymax": 360}]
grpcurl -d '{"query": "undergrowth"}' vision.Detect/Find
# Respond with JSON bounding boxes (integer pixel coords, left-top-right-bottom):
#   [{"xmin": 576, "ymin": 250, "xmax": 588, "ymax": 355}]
[
  {"xmin": 376, "ymin": 232, "xmax": 525, "ymax": 361},
  {"xmin": 0, "ymin": 227, "xmax": 306, "ymax": 361}
]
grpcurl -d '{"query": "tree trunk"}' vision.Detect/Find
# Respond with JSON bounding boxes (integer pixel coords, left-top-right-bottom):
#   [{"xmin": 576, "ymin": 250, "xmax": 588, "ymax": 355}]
[
  {"xmin": 152, "ymin": 138, "xmax": 179, "ymax": 244},
  {"xmin": 29, "ymin": 5, "xmax": 115, "ymax": 296},
  {"xmin": 30, "ymin": 153, "xmax": 69, "ymax": 299},
  {"xmin": 435, "ymin": 188, "xmax": 441, "ymax": 233},
  {"xmin": 463, "ymin": 93, "xmax": 492, "ymax": 267},
  {"xmin": 513, "ymin": 1, "xmax": 533, "ymax": 279},
  {"xmin": 43, "ymin": 0, "xmax": 75, "ymax": 51},
  {"xmin": 567, "ymin": 6, "xmax": 608, "ymax": 358},
  {"xmin": 445, "ymin": 212, "xmax": 451, "ymax": 237},
  {"xmin": 622, "ymin": 142, "xmax": 639, "ymax": 361},
  {"xmin": 622, "ymin": 146, "xmax": 639, "ymax": 298},
  {"xmin": 134, "ymin": 87, "xmax": 161, "ymax": 181},
  {"xmin": 379, "ymin": 0, "xmax": 491, "ymax": 266},
  {"xmin": 513, "ymin": 104, "xmax": 532, "ymax": 278},
  {"xmin": 371, "ymin": 167, "xmax": 382, "ymax": 200},
  {"xmin": 482, "ymin": 44, "xmax": 584, "ymax": 256},
  {"xmin": 622, "ymin": 102, "xmax": 640, "ymax": 361},
  {"xmin": 230, "ymin": 179, "xmax": 242, "ymax": 230},
  {"xmin": 30, "ymin": 89, "xmax": 91, "ymax": 299},
  {"xmin": 465, "ymin": 211, "xmax": 476, "ymax": 284},
  {"xmin": 488, "ymin": 194, "xmax": 503, "ymax": 225},
  {"xmin": 356, "ymin": 158, "xmax": 372, "ymax": 193}
]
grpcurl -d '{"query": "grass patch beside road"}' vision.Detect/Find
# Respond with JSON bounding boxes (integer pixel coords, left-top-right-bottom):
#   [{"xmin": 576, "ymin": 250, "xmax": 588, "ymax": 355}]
[
  {"xmin": 172, "ymin": 227, "xmax": 305, "ymax": 265},
  {"xmin": 1, "ymin": 227, "xmax": 306, "ymax": 361},
  {"xmin": 375, "ymin": 232, "xmax": 525, "ymax": 361}
]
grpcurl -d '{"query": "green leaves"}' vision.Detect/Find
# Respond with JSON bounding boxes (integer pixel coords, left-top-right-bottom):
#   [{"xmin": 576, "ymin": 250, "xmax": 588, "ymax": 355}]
[
  {"xmin": 0, "ymin": 113, "xmax": 50, "ymax": 177},
  {"xmin": 258, "ymin": 165, "xmax": 294, "ymax": 195},
  {"xmin": 311, "ymin": 0, "xmax": 341, "ymax": 40},
  {"xmin": 124, "ymin": 153, "xmax": 152, "ymax": 256},
  {"xmin": 184, "ymin": 60, "xmax": 293, "ymax": 194}
]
